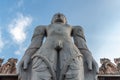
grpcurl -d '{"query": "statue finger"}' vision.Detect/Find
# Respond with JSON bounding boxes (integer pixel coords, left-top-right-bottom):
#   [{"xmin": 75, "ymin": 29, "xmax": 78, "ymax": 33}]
[
  {"xmin": 18, "ymin": 62, "xmax": 23, "ymax": 80},
  {"xmin": 87, "ymin": 60, "xmax": 92, "ymax": 70},
  {"xmin": 93, "ymin": 60, "xmax": 99, "ymax": 73},
  {"xmin": 18, "ymin": 75, "xmax": 21, "ymax": 80},
  {"xmin": 23, "ymin": 61, "xmax": 28, "ymax": 70},
  {"xmin": 18, "ymin": 61, "xmax": 23, "ymax": 69}
]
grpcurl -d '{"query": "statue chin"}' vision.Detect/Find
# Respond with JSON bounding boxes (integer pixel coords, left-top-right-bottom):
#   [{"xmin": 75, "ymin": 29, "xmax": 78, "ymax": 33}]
[{"xmin": 55, "ymin": 19, "xmax": 64, "ymax": 23}]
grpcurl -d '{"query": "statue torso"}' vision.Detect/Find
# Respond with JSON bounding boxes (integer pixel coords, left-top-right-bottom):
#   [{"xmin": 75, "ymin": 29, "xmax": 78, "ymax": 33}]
[
  {"xmin": 47, "ymin": 24, "xmax": 72, "ymax": 36},
  {"xmin": 46, "ymin": 23, "xmax": 72, "ymax": 43}
]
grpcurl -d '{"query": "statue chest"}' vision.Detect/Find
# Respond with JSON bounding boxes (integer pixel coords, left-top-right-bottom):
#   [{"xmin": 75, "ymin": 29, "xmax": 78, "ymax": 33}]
[{"xmin": 47, "ymin": 24, "xmax": 72, "ymax": 36}]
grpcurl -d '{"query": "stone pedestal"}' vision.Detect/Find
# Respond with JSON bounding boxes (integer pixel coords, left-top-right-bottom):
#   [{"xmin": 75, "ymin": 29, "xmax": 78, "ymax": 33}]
[
  {"xmin": 0, "ymin": 74, "xmax": 120, "ymax": 80},
  {"xmin": 98, "ymin": 75, "xmax": 120, "ymax": 80},
  {"xmin": 0, "ymin": 74, "xmax": 18, "ymax": 80}
]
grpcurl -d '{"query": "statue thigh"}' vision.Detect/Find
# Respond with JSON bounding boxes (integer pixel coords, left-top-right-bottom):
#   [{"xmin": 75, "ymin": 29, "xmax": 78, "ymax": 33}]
[
  {"xmin": 31, "ymin": 57, "xmax": 52, "ymax": 80},
  {"xmin": 64, "ymin": 56, "xmax": 84, "ymax": 80},
  {"xmin": 30, "ymin": 46, "xmax": 84, "ymax": 80},
  {"xmin": 84, "ymin": 61, "xmax": 97, "ymax": 80}
]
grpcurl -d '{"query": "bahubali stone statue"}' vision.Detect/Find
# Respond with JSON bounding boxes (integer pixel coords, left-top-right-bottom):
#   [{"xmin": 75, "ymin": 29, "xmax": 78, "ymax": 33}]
[{"xmin": 18, "ymin": 13, "xmax": 98, "ymax": 80}]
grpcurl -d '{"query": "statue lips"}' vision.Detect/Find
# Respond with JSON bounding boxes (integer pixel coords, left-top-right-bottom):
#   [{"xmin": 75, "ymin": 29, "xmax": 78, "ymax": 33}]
[
  {"xmin": 55, "ymin": 18, "xmax": 64, "ymax": 23},
  {"xmin": 55, "ymin": 14, "xmax": 64, "ymax": 23}
]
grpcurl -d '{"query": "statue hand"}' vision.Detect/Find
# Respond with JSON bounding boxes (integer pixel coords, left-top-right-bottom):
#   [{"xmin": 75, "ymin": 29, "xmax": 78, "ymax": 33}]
[
  {"xmin": 81, "ymin": 50, "xmax": 99, "ymax": 73},
  {"xmin": 86, "ymin": 54, "xmax": 93, "ymax": 71},
  {"xmin": 92, "ymin": 59, "xmax": 99, "ymax": 74},
  {"xmin": 86, "ymin": 54, "xmax": 99, "ymax": 73},
  {"xmin": 23, "ymin": 55, "xmax": 31, "ymax": 70},
  {"xmin": 18, "ymin": 55, "xmax": 31, "ymax": 70}
]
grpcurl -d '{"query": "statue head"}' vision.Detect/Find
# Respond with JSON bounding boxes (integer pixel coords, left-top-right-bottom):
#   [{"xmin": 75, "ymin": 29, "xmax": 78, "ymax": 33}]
[{"xmin": 51, "ymin": 13, "xmax": 67, "ymax": 24}]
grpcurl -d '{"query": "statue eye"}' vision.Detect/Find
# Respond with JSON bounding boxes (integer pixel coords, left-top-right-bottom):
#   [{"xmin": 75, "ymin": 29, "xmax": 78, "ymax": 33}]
[
  {"xmin": 58, "ymin": 14, "xmax": 60, "ymax": 17},
  {"xmin": 77, "ymin": 29, "xmax": 82, "ymax": 33}
]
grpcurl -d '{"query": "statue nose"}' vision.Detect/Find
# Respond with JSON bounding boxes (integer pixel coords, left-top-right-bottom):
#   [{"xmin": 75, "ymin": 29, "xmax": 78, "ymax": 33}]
[{"xmin": 58, "ymin": 14, "xmax": 60, "ymax": 17}]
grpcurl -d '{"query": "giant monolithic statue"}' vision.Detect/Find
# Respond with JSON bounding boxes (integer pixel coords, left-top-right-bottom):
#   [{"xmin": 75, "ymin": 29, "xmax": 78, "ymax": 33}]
[{"xmin": 18, "ymin": 13, "xmax": 98, "ymax": 80}]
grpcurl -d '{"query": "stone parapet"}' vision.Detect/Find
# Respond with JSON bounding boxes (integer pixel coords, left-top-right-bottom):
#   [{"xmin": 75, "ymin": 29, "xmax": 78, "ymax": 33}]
[
  {"xmin": 0, "ymin": 74, "xmax": 120, "ymax": 80},
  {"xmin": 98, "ymin": 75, "xmax": 120, "ymax": 80},
  {"xmin": 0, "ymin": 74, "xmax": 18, "ymax": 80}
]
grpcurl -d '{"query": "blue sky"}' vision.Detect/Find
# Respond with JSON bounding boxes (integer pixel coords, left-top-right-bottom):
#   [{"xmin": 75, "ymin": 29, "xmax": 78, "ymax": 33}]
[{"xmin": 0, "ymin": 0, "xmax": 120, "ymax": 66}]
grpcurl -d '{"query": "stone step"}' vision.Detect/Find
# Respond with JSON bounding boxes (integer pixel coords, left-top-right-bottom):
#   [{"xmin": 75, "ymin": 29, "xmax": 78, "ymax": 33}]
[
  {"xmin": 0, "ymin": 74, "xmax": 18, "ymax": 80},
  {"xmin": 0, "ymin": 74, "xmax": 120, "ymax": 80}
]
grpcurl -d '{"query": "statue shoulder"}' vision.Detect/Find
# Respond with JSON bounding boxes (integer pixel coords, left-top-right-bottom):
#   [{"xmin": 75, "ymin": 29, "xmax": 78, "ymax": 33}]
[
  {"xmin": 33, "ymin": 25, "xmax": 47, "ymax": 37},
  {"xmin": 72, "ymin": 25, "xmax": 86, "ymax": 41},
  {"xmin": 73, "ymin": 26, "xmax": 84, "ymax": 31},
  {"xmin": 72, "ymin": 25, "xmax": 85, "ymax": 35},
  {"xmin": 34, "ymin": 25, "xmax": 47, "ymax": 31}
]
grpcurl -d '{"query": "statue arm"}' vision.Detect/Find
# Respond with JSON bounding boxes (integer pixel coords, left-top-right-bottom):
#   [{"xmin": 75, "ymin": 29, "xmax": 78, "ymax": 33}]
[
  {"xmin": 72, "ymin": 26, "xmax": 90, "ymax": 52},
  {"xmin": 25, "ymin": 26, "xmax": 46, "ymax": 56},
  {"xmin": 72, "ymin": 26, "xmax": 98, "ymax": 72},
  {"xmin": 19, "ymin": 25, "xmax": 46, "ymax": 70},
  {"xmin": 72, "ymin": 26, "xmax": 88, "ymax": 50}
]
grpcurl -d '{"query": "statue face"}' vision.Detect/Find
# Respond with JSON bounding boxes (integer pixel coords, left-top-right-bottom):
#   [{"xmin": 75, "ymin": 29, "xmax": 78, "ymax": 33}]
[{"xmin": 51, "ymin": 13, "xmax": 67, "ymax": 24}]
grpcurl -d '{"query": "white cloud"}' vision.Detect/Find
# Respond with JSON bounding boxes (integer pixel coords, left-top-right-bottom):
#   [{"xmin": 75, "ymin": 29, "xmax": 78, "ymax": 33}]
[
  {"xmin": 15, "ymin": 46, "xmax": 27, "ymax": 55},
  {"xmin": 9, "ymin": 13, "xmax": 32, "ymax": 44},
  {"xmin": 0, "ymin": 31, "xmax": 4, "ymax": 52}
]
